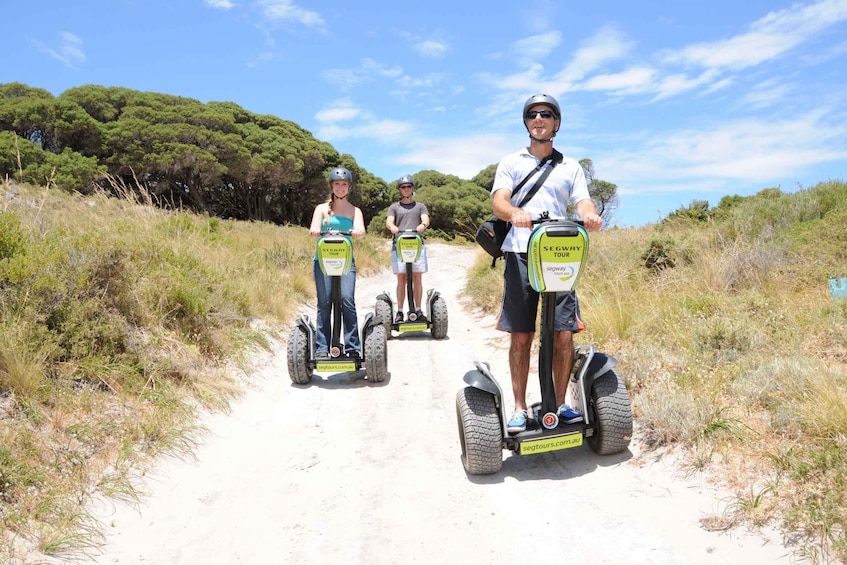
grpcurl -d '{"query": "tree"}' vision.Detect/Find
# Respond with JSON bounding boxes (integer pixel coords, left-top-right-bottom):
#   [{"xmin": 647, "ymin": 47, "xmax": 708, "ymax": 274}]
[
  {"xmin": 589, "ymin": 179, "xmax": 619, "ymax": 222},
  {"xmin": 24, "ymin": 147, "xmax": 105, "ymax": 193},
  {"xmin": 0, "ymin": 131, "xmax": 46, "ymax": 181},
  {"xmin": 577, "ymin": 158, "xmax": 619, "ymax": 225},
  {"xmin": 0, "ymin": 83, "xmax": 54, "ymax": 148},
  {"xmin": 471, "ymin": 164, "xmax": 497, "ymax": 192}
]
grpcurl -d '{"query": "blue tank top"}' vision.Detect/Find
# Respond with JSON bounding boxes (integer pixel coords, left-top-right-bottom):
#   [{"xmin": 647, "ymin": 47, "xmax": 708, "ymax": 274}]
[
  {"xmin": 323, "ymin": 215, "xmax": 354, "ymax": 233},
  {"xmin": 314, "ymin": 214, "xmax": 355, "ymax": 260}
]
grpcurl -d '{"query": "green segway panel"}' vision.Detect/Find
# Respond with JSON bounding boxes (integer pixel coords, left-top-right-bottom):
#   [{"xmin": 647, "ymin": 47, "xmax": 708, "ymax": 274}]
[
  {"xmin": 527, "ymin": 221, "xmax": 589, "ymax": 293},
  {"xmin": 317, "ymin": 234, "xmax": 353, "ymax": 276},
  {"xmin": 396, "ymin": 233, "xmax": 423, "ymax": 263}
]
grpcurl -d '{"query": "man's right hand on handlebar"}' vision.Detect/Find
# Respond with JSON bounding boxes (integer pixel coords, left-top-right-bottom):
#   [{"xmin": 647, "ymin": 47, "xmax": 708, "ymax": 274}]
[{"xmin": 509, "ymin": 208, "xmax": 534, "ymax": 228}]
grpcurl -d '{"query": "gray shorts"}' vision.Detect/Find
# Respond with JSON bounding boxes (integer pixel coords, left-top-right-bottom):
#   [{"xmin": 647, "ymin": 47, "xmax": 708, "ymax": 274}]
[
  {"xmin": 496, "ymin": 252, "xmax": 584, "ymax": 333},
  {"xmin": 391, "ymin": 242, "xmax": 428, "ymax": 274}
]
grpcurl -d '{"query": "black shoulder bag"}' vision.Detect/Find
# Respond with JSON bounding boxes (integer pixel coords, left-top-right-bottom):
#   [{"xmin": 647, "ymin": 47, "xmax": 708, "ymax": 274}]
[{"xmin": 475, "ymin": 149, "xmax": 563, "ymax": 266}]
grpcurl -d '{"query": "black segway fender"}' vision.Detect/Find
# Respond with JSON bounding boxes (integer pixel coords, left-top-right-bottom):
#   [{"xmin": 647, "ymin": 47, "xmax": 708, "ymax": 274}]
[
  {"xmin": 426, "ymin": 288, "xmax": 441, "ymax": 308},
  {"xmin": 376, "ymin": 292, "xmax": 394, "ymax": 308},
  {"xmin": 360, "ymin": 311, "xmax": 377, "ymax": 334},
  {"xmin": 462, "ymin": 368, "xmax": 500, "ymax": 397},
  {"xmin": 294, "ymin": 315, "xmax": 316, "ymax": 355},
  {"xmin": 463, "ymin": 361, "xmax": 508, "ymax": 438},
  {"xmin": 582, "ymin": 352, "xmax": 618, "ymax": 399}
]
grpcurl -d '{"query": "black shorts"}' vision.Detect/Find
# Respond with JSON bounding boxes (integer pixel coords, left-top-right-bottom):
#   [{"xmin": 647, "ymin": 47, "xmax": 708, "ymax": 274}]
[{"xmin": 496, "ymin": 252, "xmax": 584, "ymax": 333}]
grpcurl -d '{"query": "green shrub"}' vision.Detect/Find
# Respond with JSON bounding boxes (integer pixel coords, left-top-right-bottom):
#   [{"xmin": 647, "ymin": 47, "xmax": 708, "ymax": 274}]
[
  {"xmin": 641, "ymin": 236, "xmax": 678, "ymax": 272},
  {"xmin": 0, "ymin": 212, "xmax": 26, "ymax": 260}
]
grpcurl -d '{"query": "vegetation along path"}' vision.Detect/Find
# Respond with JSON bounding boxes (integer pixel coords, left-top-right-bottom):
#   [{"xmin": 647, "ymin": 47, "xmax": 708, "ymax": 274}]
[{"xmin": 50, "ymin": 243, "xmax": 793, "ymax": 564}]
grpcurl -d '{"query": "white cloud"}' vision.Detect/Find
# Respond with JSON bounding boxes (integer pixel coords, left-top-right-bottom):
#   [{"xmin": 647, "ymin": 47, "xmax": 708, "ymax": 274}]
[
  {"xmin": 663, "ymin": 0, "xmax": 847, "ymax": 71},
  {"xmin": 396, "ymin": 134, "xmax": 519, "ymax": 179},
  {"xmin": 361, "ymin": 58, "xmax": 403, "ymax": 78},
  {"xmin": 322, "ymin": 58, "xmax": 404, "ymax": 90},
  {"xmin": 330, "ymin": 53, "xmax": 445, "ymax": 98},
  {"xmin": 652, "ymin": 69, "xmax": 721, "ymax": 100},
  {"xmin": 414, "ymin": 39, "xmax": 449, "ymax": 59},
  {"xmin": 741, "ymin": 79, "xmax": 794, "ymax": 109},
  {"xmin": 703, "ymin": 77, "xmax": 734, "ymax": 94},
  {"xmin": 475, "ymin": 65, "xmax": 545, "ymax": 94},
  {"xmin": 257, "ymin": 0, "xmax": 325, "ymax": 28},
  {"xmin": 314, "ymin": 100, "xmax": 413, "ymax": 142},
  {"xmin": 511, "ymin": 31, "xmax": 562, "ymax": 64},
  {"xmin": 599, "ymin": 109, "xmax": 847, "ymax": 194},
  {"xmin": 396, "ymin": 73, "xmax": 447, "ymax": 89},
  {"xmin": 478, "ymin": 26, "xmax": 636, "ymax": 99},
  {"xmin": 315, "ymin": 102, "xmax": 361, "ymax": 123},
  {"xmin": 557, "ymin": 25, "xmax": 631, "ymax": 83},
  {"xmin": 580, "ymin": 66, "xmax": 656, "ymax": 95},
  {"xmin": 322, "ymin": 68, "xmax": 366, "ymax": 90},
  {"xmin": 33, "ymin": 32, "xmax": 85, "ymax": 68},
  {"xmin": 204, "ymin": 0, "xmax": 235, "ymax": 9},
  {"xmin": 317, "ymin": 119, "xmax": 413, "ymax": 142}
]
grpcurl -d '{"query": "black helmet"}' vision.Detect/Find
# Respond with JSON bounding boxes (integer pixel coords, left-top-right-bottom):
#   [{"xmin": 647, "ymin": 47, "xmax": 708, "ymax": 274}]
[
  {"xmin": 523, "ymin": 94, "xmax": 561, "ymax": 120},
  {"xmin": 397, "ymin": 175, "xmax": 416, "ymax": 187},
  {"xmin": 328, "ymin": 167, "xmax": 353, "ymax": 183}
]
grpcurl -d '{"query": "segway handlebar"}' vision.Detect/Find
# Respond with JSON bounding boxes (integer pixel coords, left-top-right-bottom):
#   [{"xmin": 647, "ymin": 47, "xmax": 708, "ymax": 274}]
[
  {"xmin": 532, "ymin": 211, "xmax": 584, "ymax": 226},
  {"xmin": 393, "ymin": 229, "xmax": 426, "ymax": 239},
  {"xmin": 321, "ymin": 228, "xmax": 354, "ymax": 236}
]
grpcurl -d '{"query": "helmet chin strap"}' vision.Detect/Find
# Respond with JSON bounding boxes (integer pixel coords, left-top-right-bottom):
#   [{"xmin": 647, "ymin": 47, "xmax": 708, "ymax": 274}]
[
  {"xmin": 529, "ymin": 134, "xmax": 555, "ymax": 143},
  {"xmin": 526, "ymin": 127, "xmax": 558, "ymax": 144}
]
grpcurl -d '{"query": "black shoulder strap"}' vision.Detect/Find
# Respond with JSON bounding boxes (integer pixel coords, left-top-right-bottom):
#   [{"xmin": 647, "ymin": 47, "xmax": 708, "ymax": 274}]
[{"xmin": 515, "ymin": 149, "xmax": 562, "ymax": 208}]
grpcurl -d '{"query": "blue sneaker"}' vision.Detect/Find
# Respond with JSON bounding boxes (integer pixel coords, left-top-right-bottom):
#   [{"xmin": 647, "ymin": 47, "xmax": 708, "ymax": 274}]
[
  {"xmin": 507, "ymin": 410, "xmax": 528, "ymax": 434},
  {"xmin": 558, "ymin": 404, "xmax": 582, "ymax": 424}
]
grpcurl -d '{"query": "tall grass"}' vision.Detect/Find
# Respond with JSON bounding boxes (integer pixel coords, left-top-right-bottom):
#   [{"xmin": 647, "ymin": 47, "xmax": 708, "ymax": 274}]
[
  {"xmin": 0, "ymin": 180, "xmax": 383, "ymax": 562},
  {"xmin": 464, "ymin": 180, "xmax": 847, "ymax": 563}
]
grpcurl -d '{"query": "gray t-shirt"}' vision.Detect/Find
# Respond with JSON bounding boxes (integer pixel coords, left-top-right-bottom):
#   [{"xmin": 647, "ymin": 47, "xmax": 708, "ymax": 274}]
[{"xmin": 387, "ymin": 201, "xmax": 429, "ymax": 231}]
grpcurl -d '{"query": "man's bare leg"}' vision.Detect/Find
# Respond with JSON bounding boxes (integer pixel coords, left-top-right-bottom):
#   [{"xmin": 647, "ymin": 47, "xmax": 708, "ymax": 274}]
[
  {"xmin": 510, "ymin": 331, "xmax": 534, "ymax": 411},
  {"xmin": 553, "ymin": 330, "xmax": 575, "ymax": 406}
]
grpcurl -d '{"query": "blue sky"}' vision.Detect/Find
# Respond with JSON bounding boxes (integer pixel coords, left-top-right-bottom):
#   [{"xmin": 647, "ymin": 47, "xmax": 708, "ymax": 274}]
[{"xmin": 3, "ymin": 0, "xmax": 847, "ymax": 227}]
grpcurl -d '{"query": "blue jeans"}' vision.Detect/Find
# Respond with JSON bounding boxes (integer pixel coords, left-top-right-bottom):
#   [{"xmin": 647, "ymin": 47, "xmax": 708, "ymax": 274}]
[{"xmin": 313, "ymin": 260, "xmax": 361, "ymax": 354}]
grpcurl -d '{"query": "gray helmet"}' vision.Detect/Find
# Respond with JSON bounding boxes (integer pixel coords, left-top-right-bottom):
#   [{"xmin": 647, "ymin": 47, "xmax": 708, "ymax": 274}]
[
  {"xmin": 328, "ymin": 167, "xmax": 353, "ymax": 183},
  {"xmin": 523, "ymin": 94, "xmax": 561, "ymax": 120},
  {"xmin": 397, "ymin": 175, "xmax": 416, "ymax": 188}
]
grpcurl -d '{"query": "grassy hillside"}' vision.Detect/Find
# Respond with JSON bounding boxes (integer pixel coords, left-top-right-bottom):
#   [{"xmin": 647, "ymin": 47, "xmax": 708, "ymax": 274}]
[{"xmin": 465, "ymin": 179, "xmax": 847, "ymax": 563}]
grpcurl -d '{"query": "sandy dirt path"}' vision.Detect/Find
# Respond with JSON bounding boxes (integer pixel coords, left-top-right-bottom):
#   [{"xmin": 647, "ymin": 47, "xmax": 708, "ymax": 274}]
[{"xmin": 78, "ymin": 242, "xmax": 792, "ymax": 565}]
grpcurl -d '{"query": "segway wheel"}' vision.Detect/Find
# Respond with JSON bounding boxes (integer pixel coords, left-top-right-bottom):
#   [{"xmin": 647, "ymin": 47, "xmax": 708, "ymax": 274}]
[
  {"xmin": 286, "ymin": 325, "xmax": 312, "ymax": 385},
  {"xmin": 456, "ymin": 387, "xmax": 502, "ymax": 475},
  {"xmin": 374, "ymin": 297, "xmax": 393, "ymax": 338},
  {"xmin": 364, "ymin": 323, "xmax": 388, "ymax": 383},
  {"xmin": 430, "ymin": 295, "xmax": 448, "ymax": 340},
  {"xmin": 586, "ymin": 369, "xmax": 633, "ymax": 455}
]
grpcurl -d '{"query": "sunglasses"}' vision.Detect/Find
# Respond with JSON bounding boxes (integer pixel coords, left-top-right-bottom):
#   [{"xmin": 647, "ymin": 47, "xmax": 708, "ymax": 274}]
[{"xmin": 525, "ymin": 110, "xmax": 555, "ymax": 119}]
